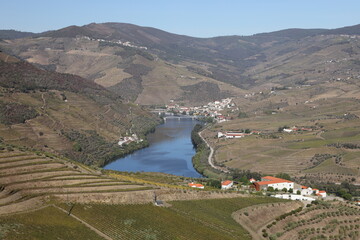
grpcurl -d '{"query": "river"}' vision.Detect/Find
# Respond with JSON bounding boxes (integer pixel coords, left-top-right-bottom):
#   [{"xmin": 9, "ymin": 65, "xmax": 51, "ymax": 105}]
[{"xmin": 104, "ymin": 117, "xmax": 203, "ymax": 178}]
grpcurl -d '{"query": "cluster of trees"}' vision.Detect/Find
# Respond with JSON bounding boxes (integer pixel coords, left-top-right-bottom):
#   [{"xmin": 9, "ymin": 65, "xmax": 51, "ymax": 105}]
[
  {"xmin": 62, "ymin": 129, "xmax": 149, "ymax": 167},
  {"xmin": 328, "ymin": 143, "xmax": 360, "ymax": 149},
  {"xmin": 230, "ymin": 169, "xmax": 262, "ymax": 183},
  {"xmin": 0, "ymin": 101, "xmax": 38, "ymax": 125},
  {"xmin": 313, "ymin": 182, "xmax": 359, "ymax": 200},
  {"xmin": 191, "ymin": 124, "xmax": 223, "ymax": 178}
]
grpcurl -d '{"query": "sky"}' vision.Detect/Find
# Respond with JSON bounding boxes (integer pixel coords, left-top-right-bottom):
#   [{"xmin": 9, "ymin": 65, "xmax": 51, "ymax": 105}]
[{"xmin": 1, "ymin": 0, "xmax": 360, "ymax": 38}]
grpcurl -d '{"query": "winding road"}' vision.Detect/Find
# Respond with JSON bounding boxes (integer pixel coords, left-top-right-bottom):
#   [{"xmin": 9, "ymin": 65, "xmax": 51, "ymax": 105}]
[{"xmin": 198, "ymin": 129, "xmax": 229, "ymax": 173}]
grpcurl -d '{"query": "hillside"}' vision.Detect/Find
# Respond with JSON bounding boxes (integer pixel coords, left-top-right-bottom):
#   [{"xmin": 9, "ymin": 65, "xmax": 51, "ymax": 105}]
[
  {"xmin": 2, "ymin": 23, "xmax": 360, "ymax": 107},
  {"xmin": 0, "ymin": 51, "xmax": 159, "ymax": 166},
  {"xmin": 1, "ymin": 22, "xmax": 360, "ymax": 180},
  {"xmin": 0, "ymin": 144, "xmax": 294, "ymax": 240},
  {"xmin": 0, "ymin": 29, "xmax": 243, "ymax": 106},
  {"xmin": 0, "ymin": 30, "xmax": 36, "ymax": 39}
]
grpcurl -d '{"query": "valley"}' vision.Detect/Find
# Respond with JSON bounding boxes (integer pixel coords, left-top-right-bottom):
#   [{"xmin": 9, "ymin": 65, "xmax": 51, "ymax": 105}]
[{"xmin": 1, "ymin": 21, "xmax": 360, "ymax": 240}]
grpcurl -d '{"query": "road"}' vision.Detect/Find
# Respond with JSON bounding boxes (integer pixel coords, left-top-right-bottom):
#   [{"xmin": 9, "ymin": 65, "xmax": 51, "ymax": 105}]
[{"xmin": 198, "ymin": 129, "xmax": 229, "ymax": 173}]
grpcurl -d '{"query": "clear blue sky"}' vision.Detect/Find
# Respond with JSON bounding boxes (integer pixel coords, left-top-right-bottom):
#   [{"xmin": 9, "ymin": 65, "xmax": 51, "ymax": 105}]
[{"xmin": 1, "ymin": 0, "xmax": 360, "ymax": 37}]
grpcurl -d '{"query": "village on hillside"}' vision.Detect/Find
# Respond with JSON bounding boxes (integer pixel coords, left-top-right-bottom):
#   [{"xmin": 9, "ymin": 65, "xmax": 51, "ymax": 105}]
[{"xmin": 165, "ymin": 98, "xmax": 236, "ymax": 122}]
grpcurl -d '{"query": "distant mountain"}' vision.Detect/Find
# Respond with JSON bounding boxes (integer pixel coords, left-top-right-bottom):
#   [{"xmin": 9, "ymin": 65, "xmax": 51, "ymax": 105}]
[
  {"xmin": 0, "ymin": 30, "xmax": 36, "ymax": 39},
  {"xmin": 325, "ymin": 23, "xmax": 360, "ymax": 35},
  {"xmin": 1, "ymin": 22, "xmax": 360, "ymax": 105}
]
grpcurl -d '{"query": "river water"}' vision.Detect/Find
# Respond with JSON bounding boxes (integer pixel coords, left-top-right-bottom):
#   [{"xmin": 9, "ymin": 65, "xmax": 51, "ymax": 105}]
[{"xmin": 104, "ymin": 117, "xmax": 203, "ymax": 178}]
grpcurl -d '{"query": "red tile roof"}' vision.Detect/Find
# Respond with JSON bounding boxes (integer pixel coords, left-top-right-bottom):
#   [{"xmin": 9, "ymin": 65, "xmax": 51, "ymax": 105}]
[
  {"xmin": 188, "ymin": 183, "xmax": 204, "ymax": 188},
  {"xmin": 255, "ymin": 176, "xmax": 293, "ymax": 185},
  {"xmin": 221, "ymin": 180, "xmax": 233, "ymax": 186},
  {"xmin": 262, "ymin": 176, "xmax": 293, "ymax": 183}
]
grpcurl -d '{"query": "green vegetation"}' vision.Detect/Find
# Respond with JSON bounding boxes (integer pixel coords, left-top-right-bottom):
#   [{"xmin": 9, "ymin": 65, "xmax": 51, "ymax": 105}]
[
  {"xmin": 275, "ymin": 173, "xmax": 292, "ymax": 181},
  {"xmin": 0, "ymin": 206, "xmax": 103, "ymax": 240},
  {"xmin": 313, "ymin": 182, "xmax": 360, "ymax": 199},
  {"xmin": 267, "ymin": 201, "xmax": 360, "ymax": 240},
  {"xmin": 191, "ymin": 124, "xmax": 223, "ymax": 178},
  {"xmin": 0, "ymin": 101, "xmax": 38, "ymax": 125},
  {"xmin": 62, "ymin": 129, "xmax": 149, "ymax": 166}
]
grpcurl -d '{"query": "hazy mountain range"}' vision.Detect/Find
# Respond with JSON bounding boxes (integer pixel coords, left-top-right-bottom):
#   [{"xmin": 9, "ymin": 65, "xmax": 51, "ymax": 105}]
[{"xmin": 1, "ymin": 23, "xmax": 359, "ymax": 105}]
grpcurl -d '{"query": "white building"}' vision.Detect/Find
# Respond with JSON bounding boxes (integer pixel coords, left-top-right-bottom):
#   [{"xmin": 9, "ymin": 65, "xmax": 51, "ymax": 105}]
[
  {"xmin": 254, "ymin": 176, "xmax": 294, "ymax": 191},
  {"xmin": 273, "ymin": 194, "xmax": 316, "ymax": 202},
  {"xmin": 221, "ymin": 180, "xmax": 233, "ymax": 190},
  {"xmin": 300, "ymin": 186, "xmax": 313, "ymax": 196},
  {"xmin": 318, "ymin": 191, "xmax": 327, "ymax": 198}
]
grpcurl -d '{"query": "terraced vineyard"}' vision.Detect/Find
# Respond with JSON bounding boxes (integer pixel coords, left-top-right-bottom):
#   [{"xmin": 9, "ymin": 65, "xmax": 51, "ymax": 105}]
[
  {"xmin": 0, "ymin": 149, "xmax": 155, "ymax": 215},
  {"xmin": 54, "ymin": 197, "xmax": 287, "ymax": 240},
  {"xmin": 237, "ymin": 200, "xmax": 360, "ymax": 240}
]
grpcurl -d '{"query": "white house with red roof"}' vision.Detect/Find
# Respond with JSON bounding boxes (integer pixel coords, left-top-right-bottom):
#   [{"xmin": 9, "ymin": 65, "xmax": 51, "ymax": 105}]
[
  {"xmin": 318, "ymin": 190, "xmax": 327, "ymax": 198},
  {"xmin": 188, "ymin": 182, "xmax": 204, "ymax": 189},
  {"xmin": 221, "ymin": 180, "xmax": 233, "ymax": 190},
  {"xmin": 249, "ymin": 178, "xmax": 256, "ymax": 183},
  {"xmin": 253, "ymin": 176, "xmax": 294, "ymax": 191}
]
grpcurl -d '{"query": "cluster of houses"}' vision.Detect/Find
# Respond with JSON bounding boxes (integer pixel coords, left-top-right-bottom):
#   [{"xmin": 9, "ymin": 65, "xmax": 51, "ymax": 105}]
[
  {"xmin": 117, "ymin": 134, "xmax": 143, "ymax": 146},
  {"xmin": 166, "ymin": 98, "xmax": 235, "ymax": 123},
  {"xmin": 188, "ymin": 180, "xmax": 233, "ymax": 190},
  {"xmin": 77, "ymin": 35, "xmax": 148, "ymax": 50},
  {"xmin": 188, "ymin": 176, "xmax": 327, "ymax": 202},
  {"xmin": 251, "ymin": 176, "xmax": 326, "ymax": 201}
]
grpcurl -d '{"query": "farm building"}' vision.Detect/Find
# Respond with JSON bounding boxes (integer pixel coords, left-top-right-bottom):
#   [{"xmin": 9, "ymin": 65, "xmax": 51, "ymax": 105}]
[
  {"xmin": 317, "ymin": 190, "xmax": 327, "ymax": 198},
  {"xmin": 221, "ymin": 180, "xmax": 233, "ymax": 190},
  {"xmin": 253, "ymin": 176, "xmax": 294, "ymax": 191}
]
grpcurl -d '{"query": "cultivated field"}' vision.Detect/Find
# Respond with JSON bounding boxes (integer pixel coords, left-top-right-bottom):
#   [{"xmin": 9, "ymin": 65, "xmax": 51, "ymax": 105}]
[
  {"xmin": 0, "ymin": 146, "xmax": 298, "ymax": 240},
  {"xmin": 234, "ymin": 200, "xmax": 360, "ymax": 240},
  {"xmin": 0, "ymin": 148, "xmax": 156, "ymax": 215},
  {"xmin": 205, "ymin": 96, "xmax": 360, "ymax": 183}
]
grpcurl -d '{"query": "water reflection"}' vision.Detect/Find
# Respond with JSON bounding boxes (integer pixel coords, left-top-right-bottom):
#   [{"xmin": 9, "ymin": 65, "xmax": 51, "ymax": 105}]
[{"xmin": 104, "ymin": 118, "xmax": 202, "ymax": 178}]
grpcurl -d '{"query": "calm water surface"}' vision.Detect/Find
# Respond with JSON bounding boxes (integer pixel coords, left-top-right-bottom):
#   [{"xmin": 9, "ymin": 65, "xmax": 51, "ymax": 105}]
[{"xmin": 104, "ymin": 118, "xmax": 202, "ymax": 178}]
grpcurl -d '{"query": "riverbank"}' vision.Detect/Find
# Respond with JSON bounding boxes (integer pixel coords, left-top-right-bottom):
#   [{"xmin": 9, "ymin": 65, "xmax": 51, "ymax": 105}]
[
  {"xmin": 191, "ymin": 124, "xmax": 229, "ymax": 179},
  {"xmin": 104, "ymin": 117, "xmax": 202, "ymax": 178},
  {"xmin": 96, "ymin": 121, "xmax": 160, "ymax": 168}
]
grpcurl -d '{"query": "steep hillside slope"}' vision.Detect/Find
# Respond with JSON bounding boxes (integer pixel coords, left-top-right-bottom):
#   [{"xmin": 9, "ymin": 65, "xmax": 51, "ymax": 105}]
[{"xmin": 0, "ymin": 52, "xmax": 159, "ymax": 166}]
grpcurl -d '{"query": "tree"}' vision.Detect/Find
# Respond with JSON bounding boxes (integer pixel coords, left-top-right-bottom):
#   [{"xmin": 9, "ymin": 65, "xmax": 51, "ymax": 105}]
[
  {"xmin": 208, "ymin": 179, "xmax": 221, "ymax": 189},
  {"xmin": 282, "ymin": 188, "xmax": 287, "ymax": 192},
  {"xmin": 342, "ymin": 193, "xmax": 352, "ymax": 201},
  {"xmin": 244, "ymin": 129, "xmax": 251, "ymax": 134},
  {"xmin": 275, "ymin": 173, "xmax": 292, "ymax": 181},
  {"xmin": 238, "ymin": 112, "xmax": 248, "ymax": 118},
  {"xmin": 297, "ymin": 190, "xmax": 301, "ymax": 195},
  {"xmin": 267, "ymin": 187, "xmax": 274, "ymax": 192},
  {"xmin": 288, "ymin": 188, "xmax": 293, "ymax": 193}
]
